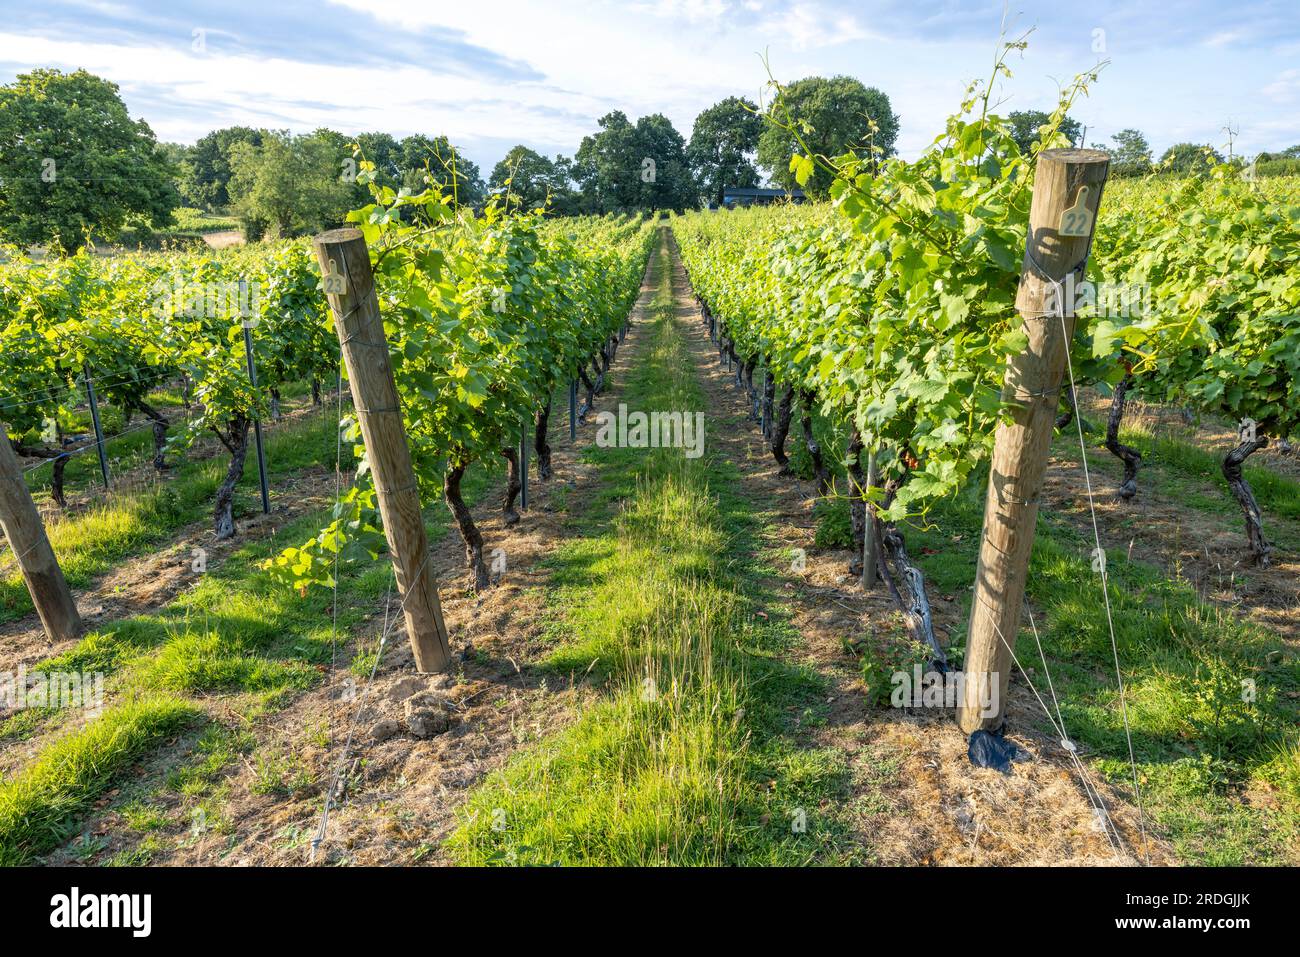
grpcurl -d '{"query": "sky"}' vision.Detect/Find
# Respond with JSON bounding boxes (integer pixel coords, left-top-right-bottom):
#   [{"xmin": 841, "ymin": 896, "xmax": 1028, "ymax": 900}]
[{"xmin": 2, "ymin": 0, "xmax": 1298, "ymax": 177}]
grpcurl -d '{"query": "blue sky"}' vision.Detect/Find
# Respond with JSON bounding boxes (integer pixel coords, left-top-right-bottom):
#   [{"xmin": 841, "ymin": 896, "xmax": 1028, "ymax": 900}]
[{"xmin": 3, "ymin": 0, "xmax": 1298, "ymax": 176}]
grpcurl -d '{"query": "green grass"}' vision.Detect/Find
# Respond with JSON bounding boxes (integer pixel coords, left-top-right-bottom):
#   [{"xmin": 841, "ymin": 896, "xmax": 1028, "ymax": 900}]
[
  {"xmin": 1, "ymin": 395, "xmax": 346, "ymax": 625},
  {"xmin": 0, "ymin": 398, "xmax": 495, "ymax": 864},
  {"xmin": 0, "ymin": 696, "xmax": 199, "ymax": 865},
  {"xmin": 898, "ymin": 472, "xmax": 1300, "ymax": 865},
  {"xmin": 449, "ymin": 232, "xmax": 860, "ymax": 866}
]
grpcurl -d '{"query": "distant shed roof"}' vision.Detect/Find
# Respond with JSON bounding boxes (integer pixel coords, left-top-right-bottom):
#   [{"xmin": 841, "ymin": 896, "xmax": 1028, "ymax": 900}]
[{"xmin": 722, "ymin": 187, "xmax": 806, "ymax": 198}]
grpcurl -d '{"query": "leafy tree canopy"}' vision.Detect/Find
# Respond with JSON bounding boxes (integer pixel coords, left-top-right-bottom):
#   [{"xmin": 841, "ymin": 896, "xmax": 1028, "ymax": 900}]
[
  {"xmin": 0, "ymin": 68, "xmax": 179, "ymax": 253},
  {"xmin": 1109, "ymin": 128, "xmax": 1153, "ymax": 177},
  {"xmin": 1005, "ymin": 109, "xmax": 1083, "ymax": 157},
  {"xmin": 575, "ymin": 111, "xmax": 696, "ymax": 213},
  {"xmin": 180, "ymin": 126, "xmax": 263, "ymax": 209},
  {"xmin": 758, "ymin": 76, "xmax": 899, "ymax": 197},
  {"xmin": 687, "ymin": 96, "xmax": 763, "ymax": 206},
  {"xmin": 488, "ymin": 145, "xmax": 577, "ymax": 213},
  {"xmin": 397, "ymin": 134, "xmax": 485, "ymax": 208},
  {"xmin": 227, "ymin": 130, "xmax": 353, "ymax": 239},
  {"xmin": 1159, "ymin": 142, "xmax": 1225, "ymax": 173}
]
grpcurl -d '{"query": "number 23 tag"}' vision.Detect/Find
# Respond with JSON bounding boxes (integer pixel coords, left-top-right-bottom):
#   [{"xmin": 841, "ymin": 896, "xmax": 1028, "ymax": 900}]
[
  {"xmin": 323, "ymin": 258, "xmax": 347, "ymax": 296},
  {"xmin": 1058, "ymin": 185, "xmax": 1094, "ymax": 237}
]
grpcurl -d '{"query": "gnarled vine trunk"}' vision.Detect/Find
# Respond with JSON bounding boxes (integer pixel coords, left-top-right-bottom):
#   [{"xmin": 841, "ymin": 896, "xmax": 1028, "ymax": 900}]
[
  {"xmin": 799, "ymin": 390, "xmax": 831, "ymax": 494},
  {"xmin": 1106, "ymin": 373, "xmax": 1142, "ymax": 500},
  {"xmin": 761, "ymin": 366, "xmax": 776, "ymax": 439},
  {"xmin": 213, "ymin": 416, "xmax": 251, "ymax": 540},
  {"xmin": 875, "ymin": 473, "xmax": 947, "ymax": 671},
  {"xmin": 879, "ymin": 525, "xmax": 946, "ymax": 671},
  {"xmin": 136, "ymin": 400, "xmax": 169, "ymax": 471},
  {"xmin": 51, "ymin": 452, "xmax": 70, "ymax": 507},
  {"xmin": 846, "ymin": 425, "xmax": 867, "ymax": 577},
  {"xmin": 771, "ymin": 384, "xmax": 794, "ymax": 474},
  {"xmin": 578, "ymin": 367, "xmax": 597, "ymax": 420},
  {"xmin": 1223, "ymin": 437, "xmax": 1272, "ymax": 566},
  {"xmin": 535, "ymin": 400, "xmax": 553, "ymax": 480},
  {"xmin": 445, "ymin": 460, "xmax": 490, "ymax": 590},
  {"xmin": 501, "ymin": 447, "xmax": 522, "ymax": 526},
  {"xmin": 741, "ymin": 357, "xmax": 756, "ymax": 418},
  {"xmin": 1055, "ymin": 384, "xmax": 1076, "ymax": 431},
  {"xmin": 17, "ymin": 443, "xmax": 68, "ymax": 507}
]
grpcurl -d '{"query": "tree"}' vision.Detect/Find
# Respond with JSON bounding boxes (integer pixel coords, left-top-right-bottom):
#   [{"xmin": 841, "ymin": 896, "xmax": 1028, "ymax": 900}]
[
  {"xmin": 227, "ymin": 131, "xmax": 353, "ymax": 239},
  {"xmin": 632, "ymin": 114, "xmax": 695, "ymax": 212},
  {"xmin": 398, "ymin": 135, "xmax": 485, "ymax": 209},
  {"xmin": 574, "ymin": 111, "xmax": 695, "ymax": 213},
  {"xmin": 758, "ymin": 76, "xmax": 899, "ymax": 197},
  {"xmin": 181, "ymin": 126, "xmax": 264, "ymax": 209},
  {"xmin": 1005, "ymin": 110, "xmax": 1084, "ymax": 157},
  {"xmin": 1159, "ymin": 142, "xmax": 1225, "ymax": 173},
  {"xmin": 688, "ymin": 96, "xmax": 763, "ymax": 206},
  {"xmin": 1267, "ymin": 144, "xmax": 1300, "ymax": 159},
  {"xmin": 1109, "ymin": 128, "xmax": 1153, "ymax": 177},
  {"xmin": 549, "ymin": 156, "xmax": 582, "ymax": 215},
  {"xmin": 574, "ymin": 111, "xmax": 642, "ymax": 212},
  {"xmin": 488, "ymin": 145, "xmax": 575, "ymax": 213},
  {"xmin": 0, "ymin": 69, "xmax": 178, "ymax": 253}
]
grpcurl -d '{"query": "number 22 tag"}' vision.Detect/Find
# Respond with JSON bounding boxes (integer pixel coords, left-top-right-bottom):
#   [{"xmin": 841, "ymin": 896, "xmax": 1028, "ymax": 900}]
[{"xmin": 1058, "ymin": 185, "xmax": 1094, "ymax": 237}]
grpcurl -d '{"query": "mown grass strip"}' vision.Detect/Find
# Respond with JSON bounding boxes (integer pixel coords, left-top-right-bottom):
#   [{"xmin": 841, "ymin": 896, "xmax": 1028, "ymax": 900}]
[
  {"xmin": 448, "ymin": 233, "xmax": 858, "ymax": 866},
  {"xmin": 0, "ymin": 696, "xmax": 199, "ymax": 865}
]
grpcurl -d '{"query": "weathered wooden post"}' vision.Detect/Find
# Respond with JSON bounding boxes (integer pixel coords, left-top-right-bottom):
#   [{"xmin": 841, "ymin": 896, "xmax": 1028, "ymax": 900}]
[
  {"xmin": 958, "ymin": 148, "xmax": 1110, "ymax": 734},
  {"xmin": 0, "ymin": 430, "xmax": 82, "ymax": 642},
  {"xmin": 313, "ymin": 228, "xmax": 451, "ymax": 673}
]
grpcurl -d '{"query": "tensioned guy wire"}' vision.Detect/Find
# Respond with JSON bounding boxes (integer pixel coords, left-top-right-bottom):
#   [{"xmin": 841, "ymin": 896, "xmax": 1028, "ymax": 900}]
[{"xmin": 1029, "ymin": 247, "xmax": 1149, "ymax": 860}]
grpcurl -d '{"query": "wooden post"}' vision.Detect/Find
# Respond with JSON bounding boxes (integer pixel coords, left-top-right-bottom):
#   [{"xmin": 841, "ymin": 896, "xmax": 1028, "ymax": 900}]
[
  {"xmin": 958, "ymin": 148, "xmax": 1109, "ymax": 734},
  {"xmin": 313, "ymin": 228, "xmax": 451, "ymax": 673},
  {"xmin": 0, "ymin": 430, "xmax": 82, "ymax": 642}
]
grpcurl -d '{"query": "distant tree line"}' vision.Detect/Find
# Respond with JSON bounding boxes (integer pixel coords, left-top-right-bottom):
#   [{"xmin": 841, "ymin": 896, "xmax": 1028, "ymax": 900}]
[
  {"xmin": 0, "ymin": 68, "xmax": 906, "ymax": 250},
  {"xmin": 3, "ymin": 68, "xmax": 1296, "ymax": 254}
]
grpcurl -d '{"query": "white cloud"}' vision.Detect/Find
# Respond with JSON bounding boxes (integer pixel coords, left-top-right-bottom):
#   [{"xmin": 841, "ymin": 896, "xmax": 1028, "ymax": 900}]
[
  {"xmin": 758, "ymin": 2, "xmax": 881, "ymax": 50},
  {"xmin": 4, "ymin": 0, "xmax": 1299, "ymax": 171},
  {"xmin": 639, "ymin": 0, "xmax": 732, "ymax": 24},
  {"xmin": 1203, "ymin": 30, "xmax": 1246, "ymax": 48},
  {"xmin": 1262, "ymin": 68, "xmax": 1300, "ymax": 103}
]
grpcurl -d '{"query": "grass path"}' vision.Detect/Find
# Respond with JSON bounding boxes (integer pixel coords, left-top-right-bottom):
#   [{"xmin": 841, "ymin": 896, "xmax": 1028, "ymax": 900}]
[{"xmin": 449, "ymin": 229, "xmax": 860, "ymax": 865}]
